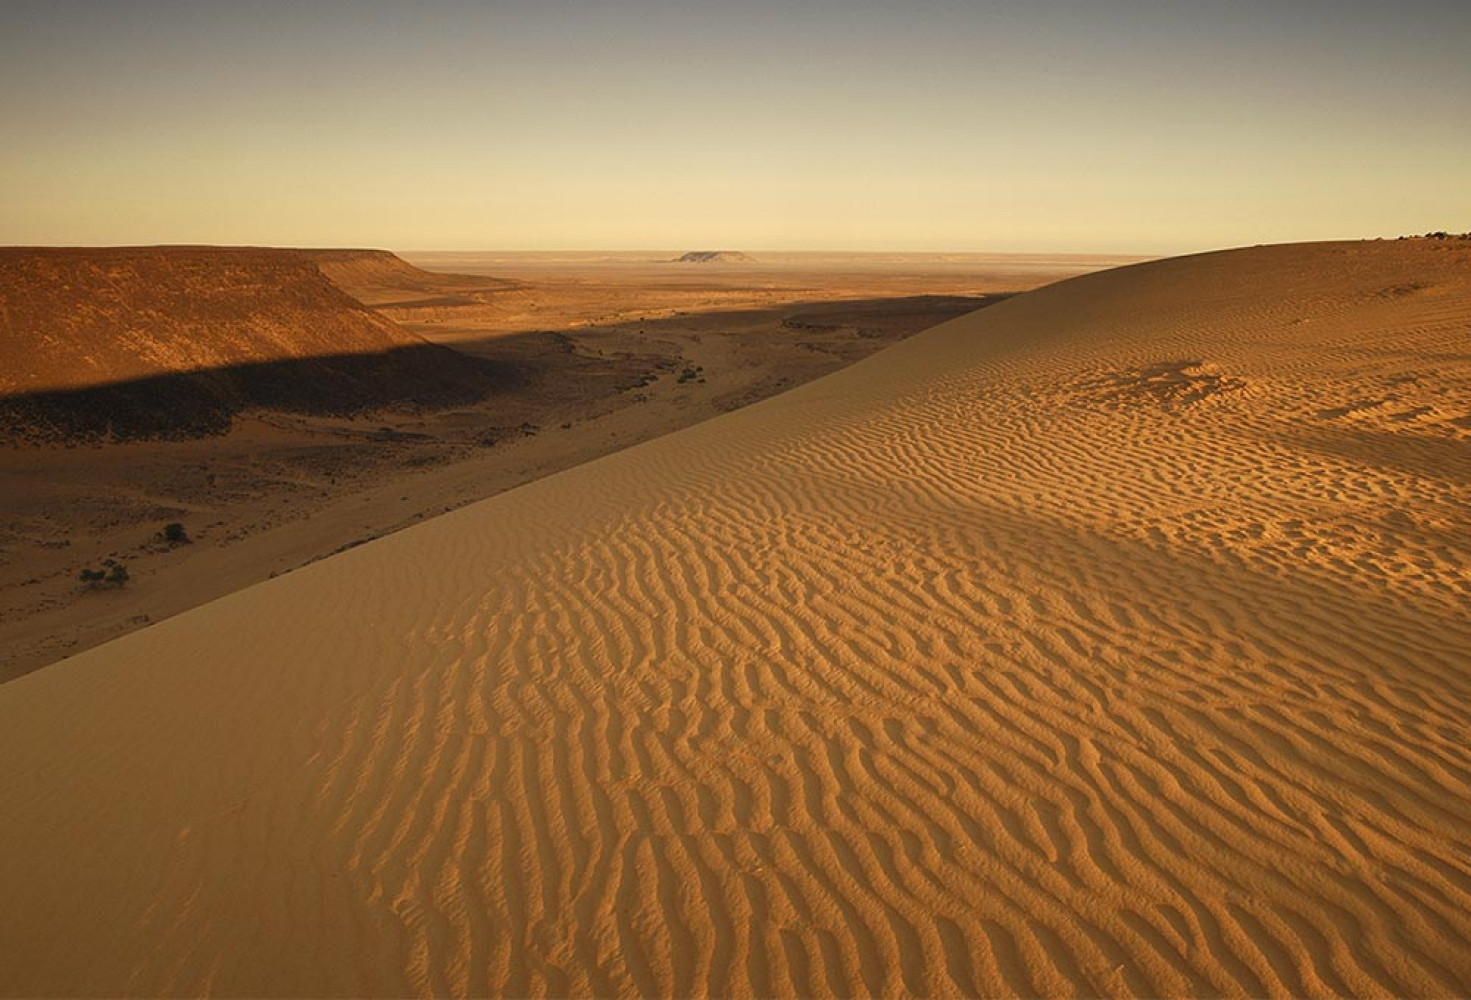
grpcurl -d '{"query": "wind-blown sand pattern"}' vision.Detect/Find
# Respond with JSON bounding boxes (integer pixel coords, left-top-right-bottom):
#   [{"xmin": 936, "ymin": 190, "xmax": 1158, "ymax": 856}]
[{"xmin": 1, "ymin": 240, "xmax": 1469, "ymax": 997}]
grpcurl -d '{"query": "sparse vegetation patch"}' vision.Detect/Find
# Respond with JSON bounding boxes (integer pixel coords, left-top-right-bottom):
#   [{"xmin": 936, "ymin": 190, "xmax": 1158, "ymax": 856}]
[{"xmin": 78, "ymin": 559, "xmax": 129, "ymax": 589}]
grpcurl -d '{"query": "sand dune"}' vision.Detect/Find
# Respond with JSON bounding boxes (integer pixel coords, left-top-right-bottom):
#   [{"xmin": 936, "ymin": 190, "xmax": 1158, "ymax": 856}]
[
  {"xmin": 1, "ymin": 239, "xmax": 1468, "ymax": 996},
  {"xmin": 0, "ymin": 257, "xmax": 1011, "ymax": 681}
]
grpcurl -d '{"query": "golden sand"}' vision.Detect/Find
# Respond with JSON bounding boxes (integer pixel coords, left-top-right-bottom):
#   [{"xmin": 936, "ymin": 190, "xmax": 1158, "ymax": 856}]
[{"xmin": 1, "ymin": 239, "xmax": 1467, "ymax": 996}]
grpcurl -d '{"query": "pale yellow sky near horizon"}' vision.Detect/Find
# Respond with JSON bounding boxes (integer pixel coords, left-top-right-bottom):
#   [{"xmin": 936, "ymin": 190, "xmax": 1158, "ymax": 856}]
[{"xmin": 2, "ymin": 1, "xmax": 1468, "ymax": 254}]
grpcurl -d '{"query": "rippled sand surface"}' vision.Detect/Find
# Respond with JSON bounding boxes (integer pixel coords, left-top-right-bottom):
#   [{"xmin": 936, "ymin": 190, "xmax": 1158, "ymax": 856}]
[{"xmin": 2, "ymin": 239, "xmax": 1468, "ymax": 997}]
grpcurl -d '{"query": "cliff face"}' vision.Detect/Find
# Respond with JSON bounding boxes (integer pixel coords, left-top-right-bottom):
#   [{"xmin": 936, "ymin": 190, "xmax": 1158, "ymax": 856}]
[
  {"xmin": 0, "ymin": 247, "xmax": 513, "ymax": 441},
  {"xmin": 0, "ymin": 247, "xmax": 428, "ymax": 395},
  {"xmin": 306, "ymin": 248, "xmax": 511, "ymax": 299}
]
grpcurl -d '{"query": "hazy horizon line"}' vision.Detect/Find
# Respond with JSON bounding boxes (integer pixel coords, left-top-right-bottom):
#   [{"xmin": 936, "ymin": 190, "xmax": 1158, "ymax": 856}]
[{"xmin": 5, "ymin": 234, "xmax": 1449, "ymax": 258}]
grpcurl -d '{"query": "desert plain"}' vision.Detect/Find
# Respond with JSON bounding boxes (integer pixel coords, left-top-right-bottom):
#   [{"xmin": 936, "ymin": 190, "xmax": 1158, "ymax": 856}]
[{"xmin": 0, "ymin": 237, "xmax": 1468, "ymax": 996}]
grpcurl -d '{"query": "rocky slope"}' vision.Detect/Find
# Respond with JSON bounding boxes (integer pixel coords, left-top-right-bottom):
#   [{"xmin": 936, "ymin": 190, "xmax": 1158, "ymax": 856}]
[{"xmin": 0, "ymin": 247, "xmax": 514, "ymax": 441}]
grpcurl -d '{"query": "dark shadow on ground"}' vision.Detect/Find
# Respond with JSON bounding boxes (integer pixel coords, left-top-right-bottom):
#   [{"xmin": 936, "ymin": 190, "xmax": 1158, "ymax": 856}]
[
  {"xmin": 1288, "ymin": 424, "xmax": 1471, "ymax": 487},
  {"xmin": 0, "ymin": 344, "xmax": 527, "ymax": 444},
  {"xmin": 0, "ymin": 293, "xmax": 1007, "ymax": 445}
]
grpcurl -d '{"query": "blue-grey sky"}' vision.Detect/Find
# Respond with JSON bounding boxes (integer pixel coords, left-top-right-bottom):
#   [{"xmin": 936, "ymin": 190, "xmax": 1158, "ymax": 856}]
[{"xmin": 2, "ymin": 0, "xmax": 1468, "ymax": 252}]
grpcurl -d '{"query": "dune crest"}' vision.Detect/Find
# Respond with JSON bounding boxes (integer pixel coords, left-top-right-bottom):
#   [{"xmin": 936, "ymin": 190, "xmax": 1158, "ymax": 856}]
[{"xmin": 0, "ymin": 239, "xmax": 1468, "ymax": 997}]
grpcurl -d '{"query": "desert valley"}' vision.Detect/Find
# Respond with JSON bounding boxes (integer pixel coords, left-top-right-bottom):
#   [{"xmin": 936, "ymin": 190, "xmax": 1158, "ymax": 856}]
[
  {"xmin": 4, "ymin": 2, "xmax": 1470, "ymax": 997},
  {"xmin": 0, "ymin": 248, "xmax": 1127, "ymax": 678}
]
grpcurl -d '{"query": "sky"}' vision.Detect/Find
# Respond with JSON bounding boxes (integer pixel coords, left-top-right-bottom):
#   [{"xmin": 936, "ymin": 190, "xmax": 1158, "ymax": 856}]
[{"xmin": 1, "ymin": 0, "xmax": 1468, "ymax": 253}]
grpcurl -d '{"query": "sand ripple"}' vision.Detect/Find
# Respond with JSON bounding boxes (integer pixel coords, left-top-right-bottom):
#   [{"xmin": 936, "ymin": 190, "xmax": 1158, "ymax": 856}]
[{"xmin": 1, "ymin": 240, "xmax": 1468, "ymax": 996}]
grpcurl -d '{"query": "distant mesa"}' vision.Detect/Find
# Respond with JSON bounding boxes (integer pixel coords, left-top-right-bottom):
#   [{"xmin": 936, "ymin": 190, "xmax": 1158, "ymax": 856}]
[
  {"xmin": 0, "ymin": 247, "xmax": 518, "ymax": 443},
  {"xmin": 673, "ymin": 251, "xmax": 756, "ymax": 263},
  {"xmin": 309, "ymin": 247, "xmax": 465, "ymax": 294}
]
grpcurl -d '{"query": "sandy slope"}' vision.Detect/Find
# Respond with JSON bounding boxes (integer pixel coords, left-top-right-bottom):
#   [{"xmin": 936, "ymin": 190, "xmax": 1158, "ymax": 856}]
[
  {"xmin": 1, "ymin": 239, "xmax": 1468, "ymax": 997},
  {"xmin": 0, "ymin": 260, "xmax": 1011, "ymax": 682}
]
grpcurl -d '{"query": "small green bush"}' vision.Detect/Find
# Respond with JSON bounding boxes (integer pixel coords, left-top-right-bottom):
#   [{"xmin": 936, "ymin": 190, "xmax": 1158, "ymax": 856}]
[{"xmin": 162, "ymin": 522, "xmax": 189, "ymax": 544}]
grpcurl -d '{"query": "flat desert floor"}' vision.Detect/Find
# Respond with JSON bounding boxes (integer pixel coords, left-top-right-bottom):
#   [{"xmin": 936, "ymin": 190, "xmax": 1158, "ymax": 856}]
[
  {"xmin": 0, "ymin": 252, "xmax": 1124, "ymax": 680},
  {"xmin": 1, "ymin": 240, "xmax": 1469, "ymax": 996}
]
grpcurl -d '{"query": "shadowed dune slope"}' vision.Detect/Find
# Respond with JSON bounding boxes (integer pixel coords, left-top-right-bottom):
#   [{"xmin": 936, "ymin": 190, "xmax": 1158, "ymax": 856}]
[
  {"xmin": 1, "ymin": 240, "xmax": 1469, "ymax": 997},
  {"xmin": 0, "ymin": 247, "xmax": 510, "ymax": 439}
]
